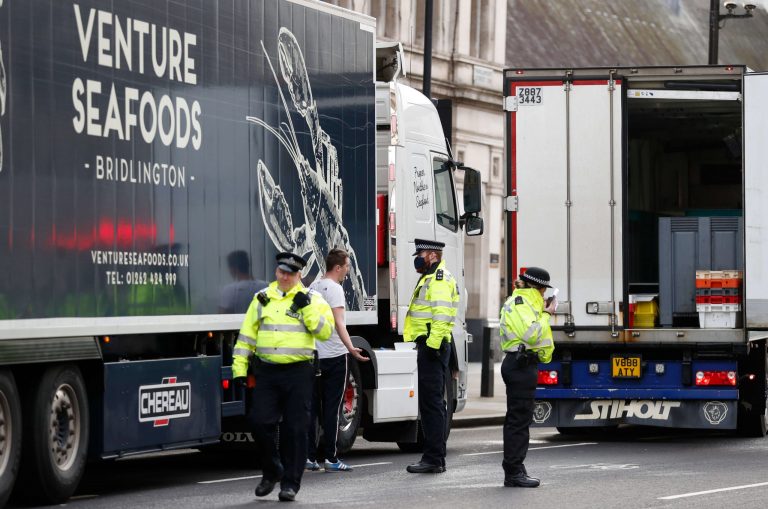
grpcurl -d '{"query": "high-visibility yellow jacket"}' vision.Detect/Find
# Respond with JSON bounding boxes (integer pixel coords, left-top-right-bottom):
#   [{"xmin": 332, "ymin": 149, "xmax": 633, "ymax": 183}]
[
  {"xmin": 404, "ymin": 260, "xmax": 459, "ymax": 350},
  {"xmin": 500, "ymin": 288, "xmax": 554, "ymax": 363},
  {"xmin": 232, "ymin": 281, "xmax": 334, "ymax": 376}
]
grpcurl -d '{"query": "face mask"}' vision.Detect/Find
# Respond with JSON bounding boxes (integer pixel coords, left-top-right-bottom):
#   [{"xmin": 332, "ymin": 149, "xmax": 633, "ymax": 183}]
[{"xmin": 413, "ymin": 256, "xmax": 427, "ymax": 272}]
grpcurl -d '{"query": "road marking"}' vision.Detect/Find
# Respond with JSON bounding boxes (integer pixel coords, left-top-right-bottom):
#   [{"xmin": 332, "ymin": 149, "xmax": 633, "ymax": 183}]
[
  {"xmin": 198, "ymin": 462, "xmax": 393, "ymax": 484},
  {"xmin": 199, "ymin": 474, "xmax": 262, "ymax": 484},
  {"xmin": 659, "ymin": 481, "xmax": 768, "ymax": 500},
  {"xmin": 345, "ymin": 461, "xmax": 393, "ymax": 469},
  {"xmin": 461, "ymin": 442, "xmax": 597, "ymax": 457}
]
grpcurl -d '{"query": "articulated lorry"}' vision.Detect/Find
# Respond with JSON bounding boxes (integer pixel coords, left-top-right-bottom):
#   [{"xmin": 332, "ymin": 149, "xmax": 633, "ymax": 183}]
[
  {"xmin": 503, "ymin": 65, "xmax": 767, "ymax": 435},
  {"xmin": 0, "ymin": 0, "xmax": 483, "ymax": 504}
]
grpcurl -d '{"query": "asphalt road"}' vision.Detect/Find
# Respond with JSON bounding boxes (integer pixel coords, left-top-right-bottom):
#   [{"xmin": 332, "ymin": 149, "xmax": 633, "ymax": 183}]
[{"xmin": 11, "ymin": 426, "xmax": 768, "ymax": 508}]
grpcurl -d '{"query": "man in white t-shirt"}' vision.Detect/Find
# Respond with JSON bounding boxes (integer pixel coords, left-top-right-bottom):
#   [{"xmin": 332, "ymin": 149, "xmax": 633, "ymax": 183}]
[{"xmin": 306, "ymin": 248, "xmax": 369, "ymax": 473}]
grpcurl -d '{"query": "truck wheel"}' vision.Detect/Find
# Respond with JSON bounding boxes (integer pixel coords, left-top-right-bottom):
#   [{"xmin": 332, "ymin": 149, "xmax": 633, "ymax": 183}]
[
  {"xmin": 0, "ymin": 370, "xmax": 22, "ymax": 508},
  {"xmin": 335, "ymin": 358, "xmax": 362, "ymax": 455},
  {"xmin": 19, "ymin": 365, "xmax": 89, "ymax": 504},
  {"xmin": 396, "ymin": 378, "xmax": 454, "ymax": 453}
]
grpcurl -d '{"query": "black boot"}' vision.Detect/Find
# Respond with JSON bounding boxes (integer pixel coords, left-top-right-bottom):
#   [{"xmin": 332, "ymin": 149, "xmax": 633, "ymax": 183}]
[
  {"xmin": 255, "ymin": 478, "xmax": 277, "ymax": 497},
  {"xmin": 504, "ymin": 471, "xmax": 540, "ymax": 488},
  {"xmin": 406, "ymin": 461, "xmax": 445, "ymax": 473},
  {"xmin": 278, "ymin": 487, "xmax": 297, "ymax": 501}
]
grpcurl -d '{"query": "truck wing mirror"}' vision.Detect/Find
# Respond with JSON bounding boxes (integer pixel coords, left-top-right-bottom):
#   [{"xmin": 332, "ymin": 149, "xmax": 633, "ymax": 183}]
[
  {"xmin": 462, "ymin": 167, "xmax": 482, "ymax": 215},
  {"xmin": 465, "ymin": 215, "xmax": 484, "ymax": 236}
]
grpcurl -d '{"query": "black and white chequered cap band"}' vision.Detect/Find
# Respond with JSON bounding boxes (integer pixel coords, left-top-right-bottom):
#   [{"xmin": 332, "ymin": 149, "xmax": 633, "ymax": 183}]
[{"xmin": 413, "ymin": 238, "xmax": 445, "ymax": 255}]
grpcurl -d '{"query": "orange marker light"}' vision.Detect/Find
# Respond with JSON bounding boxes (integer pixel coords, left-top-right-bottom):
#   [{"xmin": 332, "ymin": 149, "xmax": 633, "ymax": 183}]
[
  {"xmin": 103, "ymin": 336, "xmax": 111, "ymax": 344},
  {"xmin": 409, "ymin": 390, "xmax": 414, "ymax": 397}
]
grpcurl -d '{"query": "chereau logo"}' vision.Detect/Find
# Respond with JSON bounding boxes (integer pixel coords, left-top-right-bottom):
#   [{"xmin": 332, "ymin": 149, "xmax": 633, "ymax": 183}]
[{"xmin": 138, "ymin": 377, "xmax": 191, "ymax": 427}]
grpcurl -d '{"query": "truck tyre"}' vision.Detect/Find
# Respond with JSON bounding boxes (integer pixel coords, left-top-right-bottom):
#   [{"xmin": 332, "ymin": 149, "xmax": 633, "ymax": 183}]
[
  {"xmin": 19, "ymin": 365, "xmax": 89, "ymax": 504},
  {"xmin": 0, "ymin": 370, "xmax": 22, "ymax": 508},
  {"xmin": 396, "ymin": 378, "xmax": 454, "ymax": 453},
  {"xmin": 335, "ymin": 358, "xmax": 362, "ymax": 455}
]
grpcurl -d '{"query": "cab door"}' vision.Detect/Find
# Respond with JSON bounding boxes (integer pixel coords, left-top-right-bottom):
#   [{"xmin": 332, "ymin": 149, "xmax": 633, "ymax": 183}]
[
  {"xmin": 744, "ymin": 72, "xmax": 768, "ymax": 329},
  {"xmin": 505, "ymin": 72, "xmax": 623, "ymax": 329}
]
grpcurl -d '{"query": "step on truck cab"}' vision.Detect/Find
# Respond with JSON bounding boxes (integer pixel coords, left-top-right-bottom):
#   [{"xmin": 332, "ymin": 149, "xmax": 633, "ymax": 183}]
[{"xmin": 503, "ymin": 65, "xmax": 768, "ymax": 436}]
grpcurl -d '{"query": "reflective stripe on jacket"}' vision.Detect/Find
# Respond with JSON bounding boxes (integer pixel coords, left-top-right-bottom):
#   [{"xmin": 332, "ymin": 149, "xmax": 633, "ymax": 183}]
[
  {"xmin": 404, "ymin": 260, "xmax": 459, "ymax": 350},
  {"xmin": 499, "ymin": 288, "xmax": 554, "ymax": 363},
  {"xmin": 232, "ymin": 280, "xmax": 334, "ymax": 376}
]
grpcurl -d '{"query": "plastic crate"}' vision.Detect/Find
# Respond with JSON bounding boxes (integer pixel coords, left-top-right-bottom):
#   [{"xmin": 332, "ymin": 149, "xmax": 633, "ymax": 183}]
[
  {"xmin": 698, "ymin": 311, "xmax": 741, "ymax": 328},
  {"xmin": 696, "ymin": 270, "xmax": 743, "ymax": 280},
  {"xmin": 630, "ymin": 294, "xmax": 658, "ymax": 328},
  {"xmin": 696, "ymin": 303, "xmax": 741, "ymax": 313},
  {"xmin": 695, "ymin": 278, "xmax": 743, "ymax": 289},
  {"xmin": 695, "ymin": 295, "xmax": 741, "ymax": 305},
  {"xmin": 695, "ymin": 288, "xmax": 740, "ymax": 296}
]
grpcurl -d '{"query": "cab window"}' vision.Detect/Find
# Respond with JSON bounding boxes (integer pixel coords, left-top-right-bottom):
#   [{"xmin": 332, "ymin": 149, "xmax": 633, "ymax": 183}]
[{"xmin": 433, "ymin": 159, "xmax": 458, "ymax": 232}]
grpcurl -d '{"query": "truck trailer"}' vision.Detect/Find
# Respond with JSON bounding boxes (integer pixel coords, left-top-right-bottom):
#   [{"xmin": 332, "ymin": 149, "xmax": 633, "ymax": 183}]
[
  {"xmin": 0, "ymin": 0, "xmax": 483, "ymax": 504},
  {"xmin": 503, "ymin": 65, "xmax": 768, "ymax": 436}
]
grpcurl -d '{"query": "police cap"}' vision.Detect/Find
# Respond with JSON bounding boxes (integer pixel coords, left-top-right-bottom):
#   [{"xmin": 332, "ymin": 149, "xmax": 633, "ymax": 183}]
[
  {"xmin": 412, "ymin": 238, "xmax": 446, "ymax": 256},
  {"xmin": 520, "ymin": 267, "xmax": 552, "ymax": 288},
  {"xmin": 276, "ymin": 252, "xmax": 307, "ymax": 273}
]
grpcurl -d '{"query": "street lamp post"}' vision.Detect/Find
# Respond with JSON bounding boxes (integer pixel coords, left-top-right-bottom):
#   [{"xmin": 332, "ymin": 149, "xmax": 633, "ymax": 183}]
[{"xmin": 708, "ymin": 0, "xmax": 757, "ymax": 65}]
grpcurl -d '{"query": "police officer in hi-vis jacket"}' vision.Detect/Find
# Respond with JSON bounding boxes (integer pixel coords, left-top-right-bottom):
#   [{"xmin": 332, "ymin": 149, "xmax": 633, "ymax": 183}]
[
  {"xmin": 499, "ymin": 267, "xmax": 556, "ymax": 488},
  {"xmin": 404, "ymin": 239, "xmax": 459, "ymax": 474},
  {"xmin": 232, "ymin": 252, "xmax": 334, "ymax": 502}
]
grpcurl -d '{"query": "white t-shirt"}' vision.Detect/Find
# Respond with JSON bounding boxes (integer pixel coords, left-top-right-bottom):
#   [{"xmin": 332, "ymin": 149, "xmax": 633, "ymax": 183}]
[{"xmin": 309, "ymin": 278, "xmax": 347, "ymax": 359}]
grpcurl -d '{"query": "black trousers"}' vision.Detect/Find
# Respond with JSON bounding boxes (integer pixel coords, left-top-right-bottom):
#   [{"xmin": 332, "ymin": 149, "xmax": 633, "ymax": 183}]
[
  {"xmin": 307, "ymin": 354, "xmax": 349, "ymax": 462},
  {"xmin": 417, "ymin": 340, "xmax": 450, "ymax": 466},
  {"xmin": 248, "ymin": 361, "xmax": 314, "ymax": 492},
  {"xmin": 501, "ymin": 352, "xmax": 538, "ymax": 476}
]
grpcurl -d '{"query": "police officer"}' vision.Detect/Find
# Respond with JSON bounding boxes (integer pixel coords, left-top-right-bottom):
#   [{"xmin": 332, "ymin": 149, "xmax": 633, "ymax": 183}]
[
  {"xmin": 233, "ymin": 252, "xmax": 335, "ymax": 502},
  {"xmin": 404, "ymin": 239, "xmax": 459, "ymax": 474},
  {"xmin": 499, "ymin": 267, "xmax": 556, "ymax": 488}
]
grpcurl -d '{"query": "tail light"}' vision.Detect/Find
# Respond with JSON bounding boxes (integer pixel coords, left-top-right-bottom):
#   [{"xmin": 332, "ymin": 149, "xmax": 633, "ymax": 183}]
[
  {"xmin": 538, "ymin": 370, "xmax": 558, "ymax": 385},
  {"xmin": 695, "ymin": 370, "xmax": 736, "ymax": 386},
  {"xmin": 222, "ymin": 379, "xmax": 230, "ymax": 390},
  {"xmin": 390, "ymin": 310, "xmax": 397, "ymax": 330}
]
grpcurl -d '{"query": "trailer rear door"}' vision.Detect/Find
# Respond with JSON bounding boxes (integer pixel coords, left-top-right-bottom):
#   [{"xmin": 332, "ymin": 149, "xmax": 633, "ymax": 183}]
[
  {"xmin": 505, "ymin": 72, "xmax": 623, "ymax": 328},
  {"xmin": 744, "ymin": 72, "xmax": 768, "ymax": 329}
]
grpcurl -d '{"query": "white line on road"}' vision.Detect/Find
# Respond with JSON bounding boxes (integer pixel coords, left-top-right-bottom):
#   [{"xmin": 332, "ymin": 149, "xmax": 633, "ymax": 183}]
[
  {"xmin": 199, "ymin": 474, "xmax": 262, "ymax": 484},
  {"xmin": 198, "ymin": 462, "xmax": 393, "ymax": 484},
  {"xmin": 460, "ymin": 442, "xmax": 597, "ymax": 457},
  {"xmin": 659, "ymin": 481, "xmax": 768, "ymax": 500}
]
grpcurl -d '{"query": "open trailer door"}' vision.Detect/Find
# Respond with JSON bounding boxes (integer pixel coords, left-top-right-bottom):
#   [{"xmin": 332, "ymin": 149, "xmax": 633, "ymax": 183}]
[
  {"xmin": 505, "ymin": 70, "xmax": 623, "ymax": 331},
  {"xmin": 744, "ymin": 72, "xmax": 768, "ymax": 331}
]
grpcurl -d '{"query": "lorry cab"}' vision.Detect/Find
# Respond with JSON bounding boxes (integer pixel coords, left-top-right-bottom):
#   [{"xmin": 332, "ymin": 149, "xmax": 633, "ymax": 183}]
[{"xmin": 375, "ymin": 43, "xmax": 483, "ymax": 410}]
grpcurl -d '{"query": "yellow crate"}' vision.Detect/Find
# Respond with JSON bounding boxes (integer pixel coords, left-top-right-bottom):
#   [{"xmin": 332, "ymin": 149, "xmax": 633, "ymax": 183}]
[{"xmin": 631, "ymin": 296, "xmax": 658, "ymax": 328}]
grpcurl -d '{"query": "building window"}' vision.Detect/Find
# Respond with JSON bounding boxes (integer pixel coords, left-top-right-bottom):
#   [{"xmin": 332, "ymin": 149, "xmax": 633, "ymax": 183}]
[{"xmin": 470, "ymin": 0, "xmax": 492, "ymax": 60}]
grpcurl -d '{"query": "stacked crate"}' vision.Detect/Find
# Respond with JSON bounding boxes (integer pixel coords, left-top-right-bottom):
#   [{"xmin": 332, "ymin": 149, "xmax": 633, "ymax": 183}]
[{"xmin": 695, "ymin": 270, "xmax": 743, "ymax": 328}]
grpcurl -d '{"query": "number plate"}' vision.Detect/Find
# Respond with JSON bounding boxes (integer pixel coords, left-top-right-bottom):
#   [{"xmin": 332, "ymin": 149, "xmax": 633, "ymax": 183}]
[{"xmin": 611, "ymin": 355, "xmax": 642, "ymax": 378}]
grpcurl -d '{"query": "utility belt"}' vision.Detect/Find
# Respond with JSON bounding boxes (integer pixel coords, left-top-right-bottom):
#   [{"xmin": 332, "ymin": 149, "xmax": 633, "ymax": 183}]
[
  {"xmin": 505, "ymin": 343, "xmax": 539, "ymax": 366},
  {"xmin": 252, "ymin": 356, "xmax": 314, "ymax": 372},
  {"xmin": 414, "ymin": 335, "xmax": 448, "ymax": 350}
]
